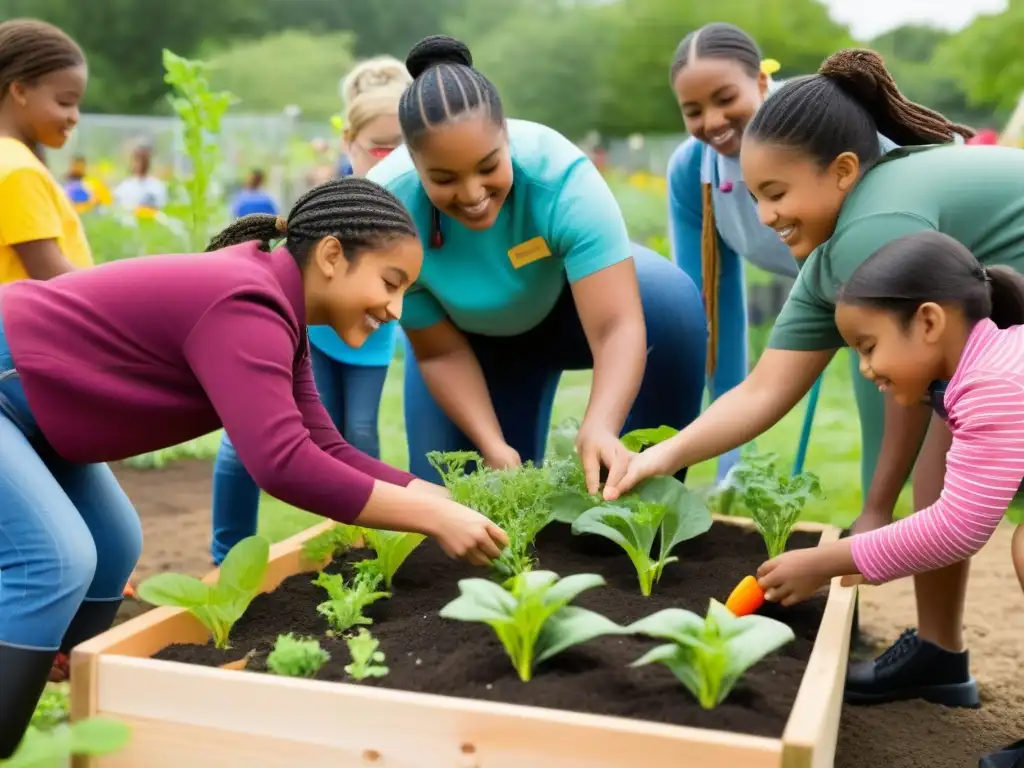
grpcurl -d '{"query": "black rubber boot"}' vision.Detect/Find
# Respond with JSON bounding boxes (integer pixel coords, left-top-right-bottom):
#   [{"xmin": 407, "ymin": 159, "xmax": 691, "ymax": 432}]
[
  {"xmin": 979, "ymin": 739, "xmax": 1024, "ymax": 768},
  {"xmin": 844, "ymin": 628, "xmax": 980, "ymax": 708},
  {"xmin": 60, "ymin": 598, "xmax": 123, "ymax": 654},
  {"xmin": 0, "ymin": 642, "xmax": 59, "ymax": 758}
]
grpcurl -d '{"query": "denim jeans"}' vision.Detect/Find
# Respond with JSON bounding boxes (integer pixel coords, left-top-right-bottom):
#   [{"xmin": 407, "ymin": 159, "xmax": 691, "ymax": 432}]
[
  {"xmin": 0, "ymin": 315, "xmax": 141, "ymax": 650},
  {"xmin": 404, "ymin": 243, "xmax": 708, "ymax": 481},
  {"xmin": 210, "ymin": 345, "xmax": 389, "ymax": 564}
]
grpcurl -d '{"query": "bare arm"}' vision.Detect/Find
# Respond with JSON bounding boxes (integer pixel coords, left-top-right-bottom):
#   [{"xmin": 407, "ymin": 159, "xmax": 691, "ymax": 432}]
[
  {"xmin": 405, "ymin": 319, "xmax": 507, "ymax": 456},
  {"xmin": 572, "ymin": 259, "xmax": 646, "ymax": 434},
  {"xmin": 12, "ymin": 240, "xmax": 78, "ymax": 280}
]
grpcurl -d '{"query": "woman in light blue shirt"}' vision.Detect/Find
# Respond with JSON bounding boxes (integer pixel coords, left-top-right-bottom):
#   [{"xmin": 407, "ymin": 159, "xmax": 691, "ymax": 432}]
[
  {"xmin": 667, "ymin": 22, "xmax": 895, "ymax": 492},
  {"xmin": 368, "ymin": 35, "xmax": 708, "ymax": 493}
]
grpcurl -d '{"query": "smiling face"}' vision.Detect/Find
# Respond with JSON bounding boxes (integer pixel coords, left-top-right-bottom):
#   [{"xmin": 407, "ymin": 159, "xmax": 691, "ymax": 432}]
[
  {"xmin": 306, "ymin": 234, "xmax": 424, "ymax": 348},
  {"xmin": 6, "ymin": 64, "xmax": 87, "ymax": 149},
  {"xmin": 409, "ymin": 114, "xmax": 513, "ymax": 230},
  {"xmin": 836, "ymin": 302, "xmax": 949, "ymax": 406},
  {"xmin": 740, "ymin": 138, "xmax": 859, "ymax": 260},
  {"xmin": 673, "ymin": 57, "xmax": 766, "ymax": 158},
  {"xmin": 346, "ymin": 112, "xmax": 403, "ymax": 178}
]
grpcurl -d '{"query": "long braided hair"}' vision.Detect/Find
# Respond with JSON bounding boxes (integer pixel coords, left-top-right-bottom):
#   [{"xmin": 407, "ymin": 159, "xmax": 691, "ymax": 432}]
[
  {"xmin": 747, "ymin": 48, "xmax": 974, "ymax": 168},
  {"xmin": 0, "ymin": 19, "xmax": 84, "ymax": 100},
  {"xmin": 206, "ymin": 177, "xmax": 417, "ymax": 266}
]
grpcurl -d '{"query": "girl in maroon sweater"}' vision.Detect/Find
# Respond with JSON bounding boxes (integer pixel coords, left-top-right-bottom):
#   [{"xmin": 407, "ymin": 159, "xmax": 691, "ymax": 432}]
[{"xmin": 0, "ymin": 177, "xmax": 507, "ymax": 757}]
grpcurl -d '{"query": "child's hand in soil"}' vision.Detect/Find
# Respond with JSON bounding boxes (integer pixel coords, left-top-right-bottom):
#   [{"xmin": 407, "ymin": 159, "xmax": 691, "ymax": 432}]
[
  {"xmin": 430, "ymin": 500, "xmax": 509, "ymax": 567},
  {"xmin": 757, "ymin": 548, "xmax": 833, "ymax": 607}
]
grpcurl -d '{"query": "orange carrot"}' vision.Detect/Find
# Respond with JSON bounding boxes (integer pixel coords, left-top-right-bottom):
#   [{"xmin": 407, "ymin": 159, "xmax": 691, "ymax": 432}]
[{"xmin": 725, "ymin": 575, "xmax": 764, "ymax": 617}]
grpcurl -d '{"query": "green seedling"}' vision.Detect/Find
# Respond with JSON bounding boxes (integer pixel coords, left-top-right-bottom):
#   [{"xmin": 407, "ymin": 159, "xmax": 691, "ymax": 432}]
[
  {"xmin": 137, "ymin": 535, "xmax": 269, "ymax": 649},
  {"xmin": 3, "ymin": 718, "xmax": 131, "ymax": 767},
  {"xmin": 440, "ymin": 570, "xmax": 625, "ymax": 682},
  {"xmin": 313, "ymin": 569, "xmax": 390, "ymax": 633},
  {"xmin": 301, "ymin": 523, "xmax": 362, "ymax": 567},
  {"xmin": 741, "ymin": 464, "xmax": 823, "ymax": 558},
  {"xmin": 344, "ymin": 628, "xmax": 389, "ymax": 681},
  {"xmin": 627, "ymin": 599, "xmax": 795, "ymax": 709},
  {"xmin": 359, "ymin": 529, "xmax": 426, "ymax": 590},
  {"xmin": 266, "ymin": 633, "xmax": 330, "ymax": 678}
]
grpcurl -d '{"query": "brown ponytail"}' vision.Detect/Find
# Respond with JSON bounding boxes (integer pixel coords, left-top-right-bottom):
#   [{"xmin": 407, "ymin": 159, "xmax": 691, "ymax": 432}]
[{"xmin": 700, "ymin": 183, "xmax": 720, "ymax": 377}]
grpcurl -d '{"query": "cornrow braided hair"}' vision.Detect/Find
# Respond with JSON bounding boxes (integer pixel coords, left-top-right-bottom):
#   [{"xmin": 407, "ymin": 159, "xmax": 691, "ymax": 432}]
[
  {"xmin": 206, "ymin": 177, "xmax": 417, "ymax": 268},
  {"xmin": 748, "ymin": 48, "xmax": 975, "ymax": 169},
  {"xmin": 398, "ymin": 35, "xmax": 504, "ymax": 150},
  {"xmin": 0, "ymin": 19, "xmax": 84, "ymax": 100},
  {"xmin": 670, "ymin": 23, "xmax": 763, "ymax": 377}
]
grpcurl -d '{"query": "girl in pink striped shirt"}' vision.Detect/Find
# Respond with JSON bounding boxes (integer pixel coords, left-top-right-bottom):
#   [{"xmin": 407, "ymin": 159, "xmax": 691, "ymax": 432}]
[{"xmin": 757, "ymin": 230, "xmax": 1024, "ymax": 765}]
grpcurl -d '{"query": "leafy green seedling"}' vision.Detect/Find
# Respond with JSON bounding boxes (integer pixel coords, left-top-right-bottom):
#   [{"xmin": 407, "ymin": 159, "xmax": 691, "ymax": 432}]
[
  {"xmin": 710, "ymin": 449, "xmax": 781, "ymax": 515},
  {"xmin": 359, "ymin": 529, "xmax": 426, "ymax": 589},
  {"xmin": 137, "ymin": 535, "xmax": 269, "ymax": 649},
  {"xmin": 620, "ymin": 425, "xmax": 679, "ymax": 452},
  {"xmin": 344, "ymin": 628, "xmax": 389, "ymax": 681},
  {"xmin": 4, "ymin": 718, "xmax": 131, "ymax": 767},
  {"xmin": 440, "ymin": 570, "xmax": 625, "ymax": 682},
  {"xmin": 266, "ymin": 633, "xmax": 330, "ymax": 678},
  {"xmin": 742, "ymin": 464, "xmax": 823, "ymax": 558},
  {"xmin": 301, "ymin": 523, "xmax": 362, "ymax": 567},
  {"xmin": 627, "ymin": 599, "xmax": 795, "ymax": 709},
  {"xmin": 30, "ymin": 683, "xmax": 70, "ymax": 731},
  {"xmin": 313, "ymin": 569, "xmax": 390, "ymax": 633},
  {"xmin": 571, "ymin": 476, "xmax": 712, "ymax": 595}
]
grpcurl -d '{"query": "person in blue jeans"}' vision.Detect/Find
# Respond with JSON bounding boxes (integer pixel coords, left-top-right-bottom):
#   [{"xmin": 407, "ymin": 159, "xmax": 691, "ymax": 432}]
[
  {"xmin": 210, "ymin": 56, "xmax": 411, "ymax": 564},
  {"xmin": 366, "ymin": 35, "xmax": 707, "ymax": 490}
]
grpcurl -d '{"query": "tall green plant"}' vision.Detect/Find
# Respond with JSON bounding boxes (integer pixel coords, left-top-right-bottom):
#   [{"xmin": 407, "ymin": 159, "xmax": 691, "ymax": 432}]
[{"xmin": 162, "ymin": 49, "xmax": 235, "ymax": 251}]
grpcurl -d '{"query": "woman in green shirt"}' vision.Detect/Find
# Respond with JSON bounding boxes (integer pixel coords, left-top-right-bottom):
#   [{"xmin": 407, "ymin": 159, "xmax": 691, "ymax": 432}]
[{"xmin": 605, "ymin": 48, "xmax": 1024, "ymax": 730}]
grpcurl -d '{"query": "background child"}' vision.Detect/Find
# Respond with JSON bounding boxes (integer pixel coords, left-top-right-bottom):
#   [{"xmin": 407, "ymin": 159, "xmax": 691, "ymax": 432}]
[
  {"xmin": 0, "ymin": 19, "xmax": 93, "ymax": 282},
  {"xmin": 756, "ymin": 230, "xmax": 1024, "ymax": 767}
]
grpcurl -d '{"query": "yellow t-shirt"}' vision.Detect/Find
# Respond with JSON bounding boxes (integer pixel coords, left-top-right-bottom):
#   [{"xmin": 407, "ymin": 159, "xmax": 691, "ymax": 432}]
[{"xmin": 0, "ymin": 137, "xmax": 93, "ymax": 283}]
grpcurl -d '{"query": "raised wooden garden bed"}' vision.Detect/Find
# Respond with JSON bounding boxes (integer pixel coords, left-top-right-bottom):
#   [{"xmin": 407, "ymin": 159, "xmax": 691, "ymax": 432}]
[{"xmin": 70, "ymin": 516, "xmax": 856, "ymax": 768}]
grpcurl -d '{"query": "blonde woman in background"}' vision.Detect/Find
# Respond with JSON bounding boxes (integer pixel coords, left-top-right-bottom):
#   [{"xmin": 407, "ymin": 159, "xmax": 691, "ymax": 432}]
[{"xmin": 209, "ymin": 56, "xmax": 412, "ymax": 564}]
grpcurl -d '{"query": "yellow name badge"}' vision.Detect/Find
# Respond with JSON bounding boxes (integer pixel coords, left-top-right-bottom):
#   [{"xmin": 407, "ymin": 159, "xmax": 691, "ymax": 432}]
[{"xmin": 508, "ymin": 237, "xmax": 552, "ymax": 269}]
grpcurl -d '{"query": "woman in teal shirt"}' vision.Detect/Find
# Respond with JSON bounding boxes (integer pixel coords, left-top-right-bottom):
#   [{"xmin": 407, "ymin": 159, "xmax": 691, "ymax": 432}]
[{"xmin": 369, "ymin": 35, "xmax": 708, "ymax": 492}]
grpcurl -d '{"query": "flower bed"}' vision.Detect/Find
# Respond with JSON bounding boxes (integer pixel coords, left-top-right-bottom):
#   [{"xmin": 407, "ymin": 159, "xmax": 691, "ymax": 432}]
[{"xmin": 70, "ymin": 515, "xmax": 855, "ymax": 768}]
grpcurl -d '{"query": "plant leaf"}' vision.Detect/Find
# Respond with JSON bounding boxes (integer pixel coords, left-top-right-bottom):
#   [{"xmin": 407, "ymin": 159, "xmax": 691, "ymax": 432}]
[
  {"xmin": 68, "ymin": 718, "xmax": 133, "ymax": 755},
  {"xmin": 216, "ymin": 535, "xmax": 269, "ymax": 597},
  {"xmin": 535, "ymin": 606, "xmax": 626, "ymax": 663},
  {"xmin": 548, "ymin": 491, "xmax": 598, "ymax": 525},
  {"xmin": 722, "ymin": 616, "xmax": 796, "ymax": 682},
  {"xmin": 634, "ymin": 476, "xmax": 713, "ymax": 559},
  {"xmin": 626, "ymin": 608, "xmax": 706, "ymax": 645},
  {"xmin": 620, "ymin": 425, "xmax": 679, "ymax": 452},
  {"xmin": 542, "ymin": 573, "xmax": 606, "ymax": 608},
  {"xmin": 439, "ymin": 578, "xmax": 516, "ymax": 623},
  {"xmin": 363, "ymin": 530, "xmax": 426, "ymax": 589},
  {"xmin": 136, "ymin": 573, "xmax": 213, "ymax": 609}
]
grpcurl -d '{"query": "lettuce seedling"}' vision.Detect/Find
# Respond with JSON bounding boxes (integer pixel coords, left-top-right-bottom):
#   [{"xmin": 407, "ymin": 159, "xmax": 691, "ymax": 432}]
[
  {"xmin": 359, "ymin": 529, "xmax": 426, "ymax": 589},
  {"xmin": 742, "ymin": 464, "xmax": 823, "ymax": 558},
  {"xmin": 344, "ymin": 628, "xmax": 389, "ymax": 681},
  {"xmin": 301, "ymin": 523, "xmax": 362, "ymax": 567},
  {"xmin": 313, "ymin": 569, "xmax": 390, "ymax": 633},
  {"xmin": 570, "ymin": 476, "xmax": 712, "ymax": 595},
  {"xmin": 440, "ymin": 570, "xmax": 625, "ymax": 682},
  {"xmin": 266, "ymin": 633, "xmax": 330, "ymax": 678},
  {"xmin": 137, "ymin": 535, "xmax": 269, "ymax": 649},
  {"xmin": 627, "ymin": 599, "xmax": 795, "ymax": 709}
]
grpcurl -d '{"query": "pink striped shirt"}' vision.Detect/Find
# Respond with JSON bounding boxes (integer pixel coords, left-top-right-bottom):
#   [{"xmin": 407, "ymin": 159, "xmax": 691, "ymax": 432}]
[{"xmin": 852, "ymin": 318, "xmax": 1024, "ymax": 584}]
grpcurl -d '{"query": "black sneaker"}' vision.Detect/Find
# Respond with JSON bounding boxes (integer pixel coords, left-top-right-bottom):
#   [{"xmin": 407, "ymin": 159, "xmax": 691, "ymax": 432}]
[
  {"xmin": 843, "ymin": 628, "xmax": 980, "ymax": 707},
  {"xmin": 979, "ymin": 739, "xmax": 1024, "ymax": 768}
]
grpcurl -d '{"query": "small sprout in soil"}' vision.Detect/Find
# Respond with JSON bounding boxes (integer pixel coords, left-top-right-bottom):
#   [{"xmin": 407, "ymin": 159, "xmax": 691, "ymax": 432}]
[
  {"xmin": 440, "ymin": 570, "xmax": 626, "ymax": 682},
  {"xmin": 570, "ymin": 476, "xmax": 713, "ymax": 596},
  {"xmin": 344, "ymin": 628, "xmax": 389, "ymax": 681},
  {"xmin": 137, "ymin": 535, "xmax": 269, "ymax": 649},
  {"xmin": 314, "ymin": 569, "xmax": 390, "ymax": 633},
  {"xmin": 301, "ymin": 523, "xmax": 362, "ymax": 567},
  {"xmin": 740, "ymin": 461, "xmax": 823, "ymax": 558},
  {"xmin": 359, "ymin": 529, "xmax": 427, "ymax": 590},
  {"xmin": 266, "ymin": 633, "xmax": 330, "ymax": 678},
  {"xmin": 627, "ymin": 598, "xmax": 795, "ymax": 709}
]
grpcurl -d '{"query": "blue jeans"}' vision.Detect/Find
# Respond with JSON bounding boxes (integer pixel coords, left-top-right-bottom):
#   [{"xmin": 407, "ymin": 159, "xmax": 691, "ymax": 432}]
[
  {"xmin": 0, "ymin": 316, "xmax": 141, "ymax": 650},
  {"xmin": 210, "ymin": 345, "xmax": 388, "ymax": 564},
  {"xmin": 405, "ymin": 244, "xmax": 708, "ymax": 480}
]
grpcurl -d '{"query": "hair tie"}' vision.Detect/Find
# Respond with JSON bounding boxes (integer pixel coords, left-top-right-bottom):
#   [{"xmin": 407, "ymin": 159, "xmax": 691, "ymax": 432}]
[
  {"xmin": 275, "ymin": 216, "xmax": 288, "ymax": 235},
  {"xmin": 760, "ymin": 58, "xmax": 781, "ymax": 76}
]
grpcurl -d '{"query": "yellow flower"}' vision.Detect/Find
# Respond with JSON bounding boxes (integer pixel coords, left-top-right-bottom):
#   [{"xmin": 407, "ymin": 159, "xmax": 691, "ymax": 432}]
[
  {"xmin": 761, "ymin": 58, "xmax": 781, "ymax": 76},
  {"xmin": 135, "ymin": 206, "xmax": 158, "ymax": 219}
]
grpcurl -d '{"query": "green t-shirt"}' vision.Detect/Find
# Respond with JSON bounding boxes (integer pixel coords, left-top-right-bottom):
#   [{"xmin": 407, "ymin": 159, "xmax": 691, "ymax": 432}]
[{"xmin": 770, "ymin": 145, "xmax": 1024, "ymax": 351}]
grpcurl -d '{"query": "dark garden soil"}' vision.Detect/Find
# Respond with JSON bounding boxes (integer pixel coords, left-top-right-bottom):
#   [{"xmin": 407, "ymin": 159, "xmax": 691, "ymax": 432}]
[{"xmin": 155, "ymin": 521, "xmax": 828, "ymax": 739}]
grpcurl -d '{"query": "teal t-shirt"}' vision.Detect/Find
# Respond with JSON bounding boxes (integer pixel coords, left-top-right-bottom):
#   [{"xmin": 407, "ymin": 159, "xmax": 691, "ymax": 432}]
[
  {"xmin": 307, "ymin": 322, "xmax": 398, "ymax": 367},
  {"xmin": 366, "ymin": 119, "xmax": 632, "ymax": 336}
]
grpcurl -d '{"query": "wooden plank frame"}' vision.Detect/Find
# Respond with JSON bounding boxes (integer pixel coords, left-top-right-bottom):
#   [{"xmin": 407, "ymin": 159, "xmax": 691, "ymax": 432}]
[{"xmin": 70, "ymin": 517, "xmax": 856, "ymax": 768}]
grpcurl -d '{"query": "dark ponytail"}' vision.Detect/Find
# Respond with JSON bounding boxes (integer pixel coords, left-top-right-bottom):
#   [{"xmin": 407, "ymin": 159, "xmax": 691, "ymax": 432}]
[
  {"xmin": 747, "ymin": 48, "xmax": 975, "ymax": 168},
  {"xmin": 837, "ymin": 231, "xmax": 1024, "ymax": 330},
  {"xmin": 206, "ymin": 177, "xmax": 417, "ymax": 268},
  {"xmin": 397, "ymin": 35, "xmax": 504, "ymax": 150}
]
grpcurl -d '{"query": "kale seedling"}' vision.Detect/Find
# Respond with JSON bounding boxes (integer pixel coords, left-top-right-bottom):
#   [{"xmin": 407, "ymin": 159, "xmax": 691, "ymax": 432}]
[
  {"xmin": 313, "ymin": 568, "xmax": 390, "ymax": 633},
  {"xmin": 440, "ymin": 570, "xmax": 626, "ymax": 682},
  {"xmin": 627, "ymin": 598, "xmax": 795, "ymax": 709},
  {"xmin": 570, "ymin": 476, "xmax": 713, "ymax": 596},
  {"xmin": 358, "ymin": 529, "xmax": 426, "ymax": 590},
  {"xmin": 137, "ymin": 535, "xmax": 269, "ymax": 649},
  {"xmin": 742, "ymin": 463, "xmax": 823, "ymax": 558},
  {"xmin": 266, "ymin": 633, "xmax": 330, "ymax": 678},
  {"xmin": 344, "ymin": 628, "xmax": 389, "ymax": 681}
]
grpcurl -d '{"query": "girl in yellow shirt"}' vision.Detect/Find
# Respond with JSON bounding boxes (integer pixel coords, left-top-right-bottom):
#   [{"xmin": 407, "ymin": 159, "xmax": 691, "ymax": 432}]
[{"xmin": 0, "ymin": 19, "xmax": 93, "ymax": 284}]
